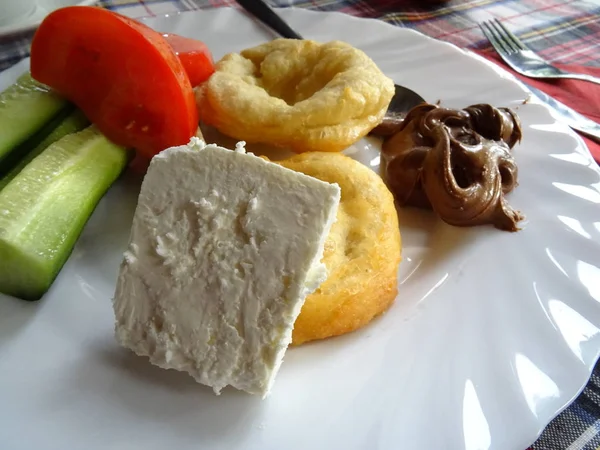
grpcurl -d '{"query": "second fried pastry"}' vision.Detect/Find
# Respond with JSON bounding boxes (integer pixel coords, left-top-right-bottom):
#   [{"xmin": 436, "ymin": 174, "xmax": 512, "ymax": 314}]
[{"xmin": 278, "ymin": 152, "xmax": 402, "ymax": 345}]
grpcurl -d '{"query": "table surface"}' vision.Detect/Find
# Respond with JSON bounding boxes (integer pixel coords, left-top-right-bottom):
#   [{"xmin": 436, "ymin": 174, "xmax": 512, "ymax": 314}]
[{"xmin": 1, "ymin": 1, "xmax": 599, "ymax": 449}]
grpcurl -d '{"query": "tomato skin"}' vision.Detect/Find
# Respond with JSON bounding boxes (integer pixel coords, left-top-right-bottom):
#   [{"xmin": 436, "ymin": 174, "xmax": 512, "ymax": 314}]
[
  {"xmin": 30, "ymin": 6, "xmax": 199, "ymax": 160},
  {"xmin": 126, "ymin": 20, "xmax": 216, "ymax": 87},
  {"xmin": 163, "ymin": 33, "xmax": 215, "ymax": 87}
]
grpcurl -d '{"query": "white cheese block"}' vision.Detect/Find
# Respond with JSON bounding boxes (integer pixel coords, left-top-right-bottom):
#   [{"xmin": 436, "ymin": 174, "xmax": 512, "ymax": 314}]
[{"xmin": 112, "ymin": 138, "xmax": 341, "ymax": 398}]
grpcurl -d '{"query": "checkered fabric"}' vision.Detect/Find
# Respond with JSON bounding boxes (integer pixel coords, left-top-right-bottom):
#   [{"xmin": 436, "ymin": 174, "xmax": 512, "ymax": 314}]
[{"xmin": 0, "ymin": 1, "xmax": 599, "ymax": 449}]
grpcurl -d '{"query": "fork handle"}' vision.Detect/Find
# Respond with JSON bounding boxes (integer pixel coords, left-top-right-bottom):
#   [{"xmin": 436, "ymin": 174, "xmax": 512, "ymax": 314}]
[
  {"xmin": 557, "ymin": 72, "xmax": 600, "ymax": 86},
  {"xmin": 236, "ymin": 0, "xmax": 304, "ymax": 40}
]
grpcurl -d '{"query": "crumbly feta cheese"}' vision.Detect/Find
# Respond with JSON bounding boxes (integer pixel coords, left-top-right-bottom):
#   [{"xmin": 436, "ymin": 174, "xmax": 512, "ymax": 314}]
[{"xmin": 112, "ymin": 139, "xmax": 340, "ymax": 398}]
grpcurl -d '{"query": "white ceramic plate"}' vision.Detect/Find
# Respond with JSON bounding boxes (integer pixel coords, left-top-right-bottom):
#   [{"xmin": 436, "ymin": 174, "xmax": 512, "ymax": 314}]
[
  {"xmin": 0, "ymin": 0, "xmax": 96, "ymax": 36},
  {"xmin": 1, "ymin": 7, "xmax": 600, "ymax": 450}
]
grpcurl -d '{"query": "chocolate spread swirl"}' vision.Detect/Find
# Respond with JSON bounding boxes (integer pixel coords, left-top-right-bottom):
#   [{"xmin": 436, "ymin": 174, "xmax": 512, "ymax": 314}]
[{"xmin": 379, "ymin": 103, "xmax": 524, "ymax": 232}]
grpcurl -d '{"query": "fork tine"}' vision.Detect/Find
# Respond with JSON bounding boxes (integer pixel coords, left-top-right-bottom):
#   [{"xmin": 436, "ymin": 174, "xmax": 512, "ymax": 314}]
[
  {"xmin": 487, "ymin": 20, "xmax": 518, "ymax": 54},
  {"xmin": 493, "ymin": 18, "xmax": 528, "ymax": 51},
  {"xmin": 479, "ymin": 21, "xmax": 513, "ymax": 56}
]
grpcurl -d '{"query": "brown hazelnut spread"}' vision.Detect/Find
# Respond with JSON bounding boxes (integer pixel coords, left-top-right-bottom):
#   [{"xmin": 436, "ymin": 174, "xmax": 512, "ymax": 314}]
[{"xmin": 379, "ymin": 103, "xmax": 524, "ymax": 232}]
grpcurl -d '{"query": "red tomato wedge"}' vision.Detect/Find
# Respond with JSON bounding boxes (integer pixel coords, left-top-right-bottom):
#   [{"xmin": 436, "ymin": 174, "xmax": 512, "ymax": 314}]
[
  {"xmin": 163, "ymin": 33, "xmax": 215, "ymax": 87},
  {"xmin": 30, "ymin": 6, "xmax": 199, "ymax": 160},
  {"xmin": 126, "ymin": 20, "xmax": 216, "ymax": 88}
]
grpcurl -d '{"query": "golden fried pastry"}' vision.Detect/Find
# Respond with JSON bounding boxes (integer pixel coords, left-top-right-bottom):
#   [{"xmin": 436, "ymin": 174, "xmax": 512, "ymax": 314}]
[
  {"xmin": 277, "ymin": 152, "xmax": 402, "ymax": 345},
  {"xmin": 195, "ymin": 39, "xmax": 395, "ymax": 153}
]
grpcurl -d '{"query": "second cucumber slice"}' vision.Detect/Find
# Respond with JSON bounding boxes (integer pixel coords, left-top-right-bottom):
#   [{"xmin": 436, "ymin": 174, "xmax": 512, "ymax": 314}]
[
  {"xmin": 0, "ymin": 126, "xmax": 129, "ymax": 300},
  {"xmin": 0, "ymin": 72, "xmax": 68, "ymax": 167},
  {"xmin": 0, "ymin": 109, "xmax": 90, "ymax": 191}
]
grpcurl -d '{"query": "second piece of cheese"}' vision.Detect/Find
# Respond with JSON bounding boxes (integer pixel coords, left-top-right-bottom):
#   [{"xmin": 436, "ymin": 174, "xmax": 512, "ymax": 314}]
[{"xmin": 112, "ymin": 138, "xmax": 341, "ymax": 397}]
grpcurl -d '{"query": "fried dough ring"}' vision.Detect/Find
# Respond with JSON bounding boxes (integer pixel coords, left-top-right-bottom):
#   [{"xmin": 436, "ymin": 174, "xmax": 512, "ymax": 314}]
[
  {"xmin": 195, "ymin": 39, "xmax": 395, "ymax": 153},
  {"xmin": 277, "ymin": 152, "xmax": 402, "ymax": 345}
]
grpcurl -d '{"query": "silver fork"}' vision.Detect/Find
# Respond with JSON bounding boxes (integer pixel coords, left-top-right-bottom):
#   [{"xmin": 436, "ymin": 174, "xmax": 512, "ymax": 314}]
[{"xmin": 479, "ymin": 19, "xmax": 600, "ymax": 85}]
